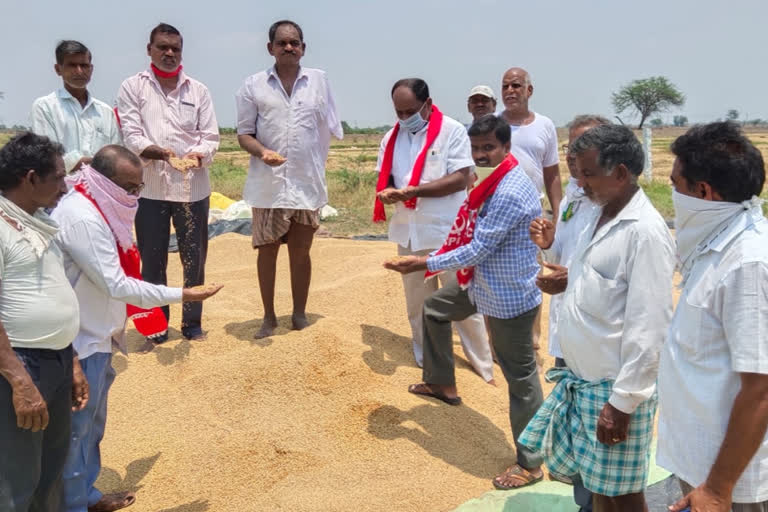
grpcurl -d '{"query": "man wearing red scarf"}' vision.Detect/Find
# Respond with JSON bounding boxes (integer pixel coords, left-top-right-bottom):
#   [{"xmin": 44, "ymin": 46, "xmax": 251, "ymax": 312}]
[
  {"xmin": 52, "ymin": 146, "xmax": 222, "ymax": 512},
  {"xmin": 374, "ymin": 79, "xmax": 494, "ymax": 384},
  {"xmin": 116, "ymin": 23, "xmax": 220, "ymax": 343},
  {"xmin": 386, "ymin": 115, "xmax": 545, "ymax": 490}
]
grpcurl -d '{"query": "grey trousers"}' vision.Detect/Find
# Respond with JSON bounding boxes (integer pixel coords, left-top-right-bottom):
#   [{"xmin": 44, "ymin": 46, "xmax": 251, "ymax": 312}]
[
  {"xmin": 421, "ymin": 280, "xmax": 544, "ymax": 469},
  {"xmin": 680, "ymin": 480, "xmax": 768, "ymax": 512},
  {"xmin": 0, "ymin": 345, "xmax": 73, "ymax": 512}
]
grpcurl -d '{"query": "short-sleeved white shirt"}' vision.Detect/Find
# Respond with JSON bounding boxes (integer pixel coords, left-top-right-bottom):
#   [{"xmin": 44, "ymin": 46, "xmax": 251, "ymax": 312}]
[
  {"xmin": 505, "ymin": 112, "xmax": 559, "ymax": 195},
  {"xmin": 658, "ymin": 207, "xmax": 768, "ymax": 503},
  {"xmin": 235, "ymin": 67, "xmax": 343, "ymax": 210},
  {"xmin": 376, "ymin": 115, "xmax": 475, "ymax": 251},
  {"xmin": 0, "ymin": 212, "xmax": 79, "ymax": 350}
]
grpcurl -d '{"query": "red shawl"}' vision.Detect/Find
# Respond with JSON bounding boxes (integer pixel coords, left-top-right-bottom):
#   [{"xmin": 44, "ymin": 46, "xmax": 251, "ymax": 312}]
[
  {"xmin": 74, "ymin": 184, "xmax": 168, "ymax": 336},
  {"xmin": 373, "ymin": 105, "xmax": 443, "ymax": 222},
  {"xmin": 424, "ymin": 153, "xmax": 518, "ymax": 288}
]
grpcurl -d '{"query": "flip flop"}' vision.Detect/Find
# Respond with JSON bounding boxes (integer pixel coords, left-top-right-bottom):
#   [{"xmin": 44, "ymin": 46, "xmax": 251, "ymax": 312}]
[
  {"xmin": 88, "ymin": 491, "xmax": 136, "ymax": 512},
  {"xmin": 408, "ymin": 383, "xmax": 462, "ymax": 406},
  {"xmin": 493, "ymin": 464, "xmax": 544, "ymax": 490}
]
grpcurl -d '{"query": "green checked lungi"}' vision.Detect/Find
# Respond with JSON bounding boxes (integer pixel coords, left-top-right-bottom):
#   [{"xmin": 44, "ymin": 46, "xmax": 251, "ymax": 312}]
[{"xmin": 518, "ymin": 368, "xmax": 657, "ymax": 497}]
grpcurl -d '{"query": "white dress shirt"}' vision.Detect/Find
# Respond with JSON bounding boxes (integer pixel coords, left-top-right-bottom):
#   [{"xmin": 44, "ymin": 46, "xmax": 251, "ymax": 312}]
[
  {"xmin": 376, "ymin": 115, "xmax": 475, "ymax": 252},
  {"xmin": 31, "ymin": 88, "xmax": 122, "ymax": 172},
  {"xmin": 52, "ymin": 191, "xmax": 183, "ymax": 360},
  {"xmin": 543, "ymin": 182, "xmax": 599, "ymax": 358},
  {"xmin": 0, "ymin": 211, "xmax": 79, "ymax": 350},
  {"xmin": 658, "ymin": 205, "xmax": 768, "ymax": 503},
  {"xmin": 235, "ymin": 66, "xmax": 343, "ymax": 210},
  {"xmin": 116, "ymin": 69, "xmax": 220, "ymax": 203},
  {"xmin": 558, "ymin": 188, "xmax": 675, "ymax": 414}
]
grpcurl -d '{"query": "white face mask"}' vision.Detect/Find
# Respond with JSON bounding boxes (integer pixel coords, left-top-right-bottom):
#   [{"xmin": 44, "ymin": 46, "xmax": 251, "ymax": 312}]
[
  {"xmin": 399, "ymin": 102, "xmax": 428, "ymax": 133},
  {"xmin": 672, "ymin": 189, "xmax": 750, "ymax": 274}
]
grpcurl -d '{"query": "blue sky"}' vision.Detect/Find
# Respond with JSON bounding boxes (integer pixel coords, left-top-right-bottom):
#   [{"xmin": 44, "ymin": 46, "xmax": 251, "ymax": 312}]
[{"xmin": 1, "ymin": 0, "xmax": 766, "ymax": 128}]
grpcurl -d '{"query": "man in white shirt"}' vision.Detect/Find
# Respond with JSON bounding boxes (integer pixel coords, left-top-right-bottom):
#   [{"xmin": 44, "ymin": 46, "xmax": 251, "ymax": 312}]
[
  {"xmin": 529, "ymin": 115, "xmax": 610, "ymax": 367},
  {"xmin": 499, "ymin": 67, "xmax": 563, "ymax": 351},
  {"xmin": 518, "ymin": 125, "xmax": 675, "ymax": 512},
  {"xmin": 116, "ymin": 23, "xmax": 220, "ymax": 342},
  {"xmin": 0, "ymin": 132, "xmax": 88, "ymax": 512},
  {"xmin": 659, "ymin": 122, "xmax": 768, "ymax": 512},
  {"xmin": 374, "ymin": 78, "xmax": 494, "ymax": 384},
  {"xmin": 236, "ymin": 20, "xmax": 342, "ymax": 339},
  {"xmin": 31, "ymin": 40, "xmax": 121, "ymax": 173},
  {"xmin": 53, "ymin": 145, "xmax": 222, "ymax": 512}
]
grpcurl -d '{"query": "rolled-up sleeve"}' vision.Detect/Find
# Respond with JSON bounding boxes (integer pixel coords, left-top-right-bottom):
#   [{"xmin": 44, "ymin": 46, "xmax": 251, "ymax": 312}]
[
  {"xmin": 722, "ymin": 262, "xmax": 768, "ymax": 375},
  {"xmin": 235, "ymin": 80, "xmax": 258, "ymax": 136},
  {"xmin": 116, "ymin": 78, "xmax": 155, "ymax": 156},
  {"xmin": 609, "ymin": 228, "xmax": 675, "ymax": 414},
  {"xmin": 445, "ymin": 125, "xmax": 475, "ymax": 174}
]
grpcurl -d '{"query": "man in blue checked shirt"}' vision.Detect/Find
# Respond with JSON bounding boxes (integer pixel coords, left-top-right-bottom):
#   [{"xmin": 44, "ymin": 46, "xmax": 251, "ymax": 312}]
[{"xmin": 385, "ymin": 114, "xmax": 545, "ymax": 490}]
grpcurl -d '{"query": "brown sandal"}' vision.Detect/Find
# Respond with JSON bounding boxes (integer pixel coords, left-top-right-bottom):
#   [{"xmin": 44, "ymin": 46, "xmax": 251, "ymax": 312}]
[
  {"xmin": 88, "ymin": 492, "xmax": 136, "ymax": 512},
  {"xmin": 493, "ymin": 464, "xmax": 544, "ymax": 490}
]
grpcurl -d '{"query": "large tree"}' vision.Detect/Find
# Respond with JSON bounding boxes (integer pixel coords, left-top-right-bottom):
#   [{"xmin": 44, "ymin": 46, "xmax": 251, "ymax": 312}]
[{"xmin": 612, "ymin": 76, "xmax": 685, "ymax": 129}]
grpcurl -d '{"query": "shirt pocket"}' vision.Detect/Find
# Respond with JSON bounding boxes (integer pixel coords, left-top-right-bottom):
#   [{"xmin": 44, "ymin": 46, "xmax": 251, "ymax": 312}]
[
  {"xmin": 576, "ymin": 263, "xmax": 627, "ymax": 321},
  {"xmin": 421, "ymin": 149, "xmax": 445, "ymax": 183},
  {"xmin": 293, "ymin": 94, "xmax": 325, "ymax": 131},
  {"xmin": 178, "ymin": 101, "xmax": 199, "ymax": 131},
  {"xmin": 675, "ymin": 282, "xmax": 720, "ymax": 363}
]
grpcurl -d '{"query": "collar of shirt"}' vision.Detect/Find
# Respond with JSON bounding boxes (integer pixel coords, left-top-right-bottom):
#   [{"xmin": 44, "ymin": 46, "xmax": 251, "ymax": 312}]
[
  {"xmin": 266, "ymin": 66, "xmax": 309, "ymax": 94},
  {"xmin": 57, "ymin": 87, "xmax": 95, "ymax": 112},
  {"xmin": 140, "ymin": 67, "xmax": 191, "ymax": 93},
  {"xmin": 588, "ymin": 187, "xmax": 647, "ymax": 248},
  {"xmin": 701, "ymin": 203, "xmax": 765, "ymax": 255}
]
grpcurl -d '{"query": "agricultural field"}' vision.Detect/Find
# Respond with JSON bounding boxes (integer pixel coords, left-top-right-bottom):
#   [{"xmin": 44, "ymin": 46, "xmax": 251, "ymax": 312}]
[{"xmin": 2, "ymin": 128, "xmax": 767, "ymax": 237}]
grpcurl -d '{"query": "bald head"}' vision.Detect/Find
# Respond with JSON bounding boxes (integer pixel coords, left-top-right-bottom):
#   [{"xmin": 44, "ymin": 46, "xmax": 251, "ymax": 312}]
[
  {"xmin": 501, "ymin": 67, "xmax": 533, "ymax": 115},
  {"xmin": 91, "ymin": 145, "xmax": 144, "ymax": 195}
]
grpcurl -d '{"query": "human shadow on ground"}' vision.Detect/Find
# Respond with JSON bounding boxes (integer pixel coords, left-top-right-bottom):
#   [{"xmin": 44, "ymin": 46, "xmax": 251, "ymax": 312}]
[
  {"xmin": 157, "ymin": 499, "xmax": 210, "ymax": 512},
  {"xmin": 360, "ymin": 324, "xmax": 478, "ymax": 377},
  {"xmin": 224, "ymin": 313, "xmax": 324, "ymax": 347},
  {"xmin": 367, "ymin": 402, "xmax": 515, "ymax": 479},
  {"xmin": 99, "ymin": 452, "xmax": 162, "ymax": 494},
  {"xmin": 113, "ymin": 329, "xmax": 194, "ymax": 375}
]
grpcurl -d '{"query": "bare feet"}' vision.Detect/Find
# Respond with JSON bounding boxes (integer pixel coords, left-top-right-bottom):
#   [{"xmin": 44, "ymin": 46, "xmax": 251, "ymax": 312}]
[
  {"xmin": 487, "ymin": 378, "xmax": 497, "ymax": 386},
  {"xmin": 255, "ymin": 316, "xmax": 278, "ymax": 339},
  {"xmin": 88, "ymin": 491, "xmax": 136, "ymax": 512},
  {"xmin": 291, "ymin": 312, "xmax": 310, "ymax": 331}
]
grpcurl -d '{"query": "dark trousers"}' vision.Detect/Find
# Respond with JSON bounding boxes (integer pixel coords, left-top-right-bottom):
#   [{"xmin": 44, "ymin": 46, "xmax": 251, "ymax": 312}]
[
  {"xmin": 135, "ymin": 197, "xmax": 209, "ymax": 337},
  {"xmin": 0, "ymin": 345, "xmax": 73, "ymax": 512},
  {"xmin": 421, "ymin": 280, "xmax": 544, "ymax": 469}
]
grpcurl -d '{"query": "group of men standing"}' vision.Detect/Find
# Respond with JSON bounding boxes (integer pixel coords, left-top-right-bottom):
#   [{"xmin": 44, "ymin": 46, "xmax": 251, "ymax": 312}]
[
  {"xmin": 382, "ymin": 76, "xmax": 768, "ymax": 511},
  {"xmin": 0, "ymin": 16, "xmax": 766, "ymax": 512},
  {"xmin": 2, "ymin": 19, "xmax": 341, "ymax": 512}
]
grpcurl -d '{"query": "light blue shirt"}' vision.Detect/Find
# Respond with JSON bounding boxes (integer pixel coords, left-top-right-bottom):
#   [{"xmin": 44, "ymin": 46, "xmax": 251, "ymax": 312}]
[
  {"xmin": 427, "ymin": 165, "xmax": 542, "ymax": 319},
  {"xmin": 31, "ymin": 88, "xmax": 121, "ymax": 172}
]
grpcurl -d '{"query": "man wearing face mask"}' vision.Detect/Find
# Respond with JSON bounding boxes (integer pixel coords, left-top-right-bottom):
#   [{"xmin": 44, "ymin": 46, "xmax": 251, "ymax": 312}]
[
  {"xmin": 657, "ymin": 122, "xmax": 768, "ymax": 512},
  {"xmin": 374, "ymin": 79, "xmax": 494, "ymax": 384},
  {"xmin": 384, "ymin": 115, "xmax": 545, "ymax": 489},
  {"xmin": 52, "ymin": 145, "xmax": 222, "ymax": 512},
  {"xmin": 518, "ymin": 125, "xmax": 675, "ymax": 512},
  {"xmin": 31, "ymin": 40, "xmax": 121, "ymax": 173},
  {"xmin": 116, "ymin": 23, "xmax": 220, "ymax": 343},
  {"xmin": 236, "ymin": 20, "xmax": 342, "ymax": 340}
]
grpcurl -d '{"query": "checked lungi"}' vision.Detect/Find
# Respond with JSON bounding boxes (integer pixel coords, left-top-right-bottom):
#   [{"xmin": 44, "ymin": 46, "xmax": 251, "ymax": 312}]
[{"xmin": 518, "ymin": 368, "xmax": 657, "ymax": 496}]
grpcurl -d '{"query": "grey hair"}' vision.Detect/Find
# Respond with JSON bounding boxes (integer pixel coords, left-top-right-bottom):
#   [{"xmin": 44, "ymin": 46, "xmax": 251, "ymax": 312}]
[
  {"xmin": 567, "ymin": 114, "xmax": 611, "ymax": 131},
  {"xmin": 569, "ymin": 124, "xmax": 644, "ymax": 177}
]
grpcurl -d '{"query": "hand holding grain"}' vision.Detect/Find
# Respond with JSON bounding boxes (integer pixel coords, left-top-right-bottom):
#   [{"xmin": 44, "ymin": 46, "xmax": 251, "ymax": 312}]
[
  {"xmin": 182, "ymin": 283, "xmax": 224, "ymax": 302},
  {"xmin": 261, "ymin": 150, "xmax": 287, "ymax": 167}
]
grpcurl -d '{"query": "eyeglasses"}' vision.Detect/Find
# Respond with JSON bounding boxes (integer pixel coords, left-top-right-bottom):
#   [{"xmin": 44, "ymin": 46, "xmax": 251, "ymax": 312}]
[{"xmin": 124, "ymin": 182, "xmax": 145, "ymax": 196}]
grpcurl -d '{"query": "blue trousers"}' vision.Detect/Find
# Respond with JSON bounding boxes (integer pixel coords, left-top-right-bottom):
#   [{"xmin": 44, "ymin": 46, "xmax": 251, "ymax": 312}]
[{"xmin": 62, "ymin": 352, "xmax": 115, "ymax": 512}]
